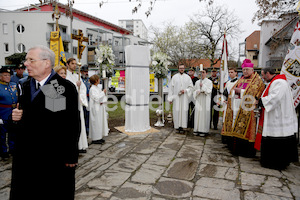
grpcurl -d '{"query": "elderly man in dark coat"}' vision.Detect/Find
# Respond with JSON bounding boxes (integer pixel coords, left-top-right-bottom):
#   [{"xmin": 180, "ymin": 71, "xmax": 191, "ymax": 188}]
[{"xmin": 10, "ymin": 45, "xmax": 80, "ymax": 200}]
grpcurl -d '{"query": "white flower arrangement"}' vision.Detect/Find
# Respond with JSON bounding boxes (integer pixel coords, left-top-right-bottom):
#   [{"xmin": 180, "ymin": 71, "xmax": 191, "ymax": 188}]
[
  {"xmin": 95, "ymin": 44, "xmax": 115, "ymax": 76},
  {"xmin": 151, "ymin": 52, "xmax": 171, "ymax": 78}
]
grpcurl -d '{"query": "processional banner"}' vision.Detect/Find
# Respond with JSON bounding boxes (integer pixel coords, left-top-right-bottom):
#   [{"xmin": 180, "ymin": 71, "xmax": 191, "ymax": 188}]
[
  {"xmin": 280, "ymin": 21, "xmax": 300, "ymax": 108},
  {"xmin": 50, "ymin": 30, "xmax": 67, "ymax": 67}
]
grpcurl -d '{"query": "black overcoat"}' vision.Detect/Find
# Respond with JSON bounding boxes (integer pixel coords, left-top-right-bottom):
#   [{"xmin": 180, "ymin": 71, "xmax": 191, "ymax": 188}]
[{"xmin": 10, "ymin": 71, "xmax": 81, "ymax": 200}]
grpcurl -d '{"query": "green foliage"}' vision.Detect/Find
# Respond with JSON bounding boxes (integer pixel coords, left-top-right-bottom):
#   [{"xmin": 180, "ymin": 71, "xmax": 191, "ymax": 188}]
[
  {"xmin": 5, "ymin": 52, "xmax": 27, "ymax": 65},
  {"xmin": 107, "ymin": 100, "xmax": 169, "ymax": 120}
]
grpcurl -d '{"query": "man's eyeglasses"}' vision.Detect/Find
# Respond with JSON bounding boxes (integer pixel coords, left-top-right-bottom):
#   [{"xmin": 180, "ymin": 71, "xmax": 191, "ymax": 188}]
[{"xmin": 23, "ymin": 59, "xmax": 47, "ymax": 64}]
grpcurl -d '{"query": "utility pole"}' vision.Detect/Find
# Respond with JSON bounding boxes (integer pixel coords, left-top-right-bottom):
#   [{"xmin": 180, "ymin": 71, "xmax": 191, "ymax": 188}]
[{"xmin": 68, "ymin": 0, "xmax": 74, "ymax": 57}]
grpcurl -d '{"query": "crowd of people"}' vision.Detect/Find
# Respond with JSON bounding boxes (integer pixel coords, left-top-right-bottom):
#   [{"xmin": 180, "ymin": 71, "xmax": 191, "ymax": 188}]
[
  {"xmin": 168, "ymin": 59, "xmax": 299, "ymax": 170},
  {"xmin": 0, "ymin": 45, "xmax": 299, "ymax": 199}
]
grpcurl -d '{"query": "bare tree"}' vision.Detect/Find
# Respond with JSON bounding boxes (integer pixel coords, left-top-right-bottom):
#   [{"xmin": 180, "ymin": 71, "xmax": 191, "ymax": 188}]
[
  {"xmin": 190, "ymin": 5, "xmax": 242, "ymax": 67},
  {"xmin": 253, "ymin": 0, "xmax": 298, "ymax": 22},
  {"xmin": 150, "ymin": 22, "xmax": 180, "ymax": 66},
  {"xmin": 150, "ymin": 21, "xmax": 206, "ymax": 67},
  {"xmin": 129, "ymin": 0, "xmax": 298, "ymax": 22},
  {"xmin": 150, "ymin": 4, "xmax": 241, "ymax": 68}
]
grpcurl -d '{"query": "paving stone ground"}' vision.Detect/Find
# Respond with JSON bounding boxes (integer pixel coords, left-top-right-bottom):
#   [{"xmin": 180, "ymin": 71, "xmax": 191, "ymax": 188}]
[{"xmin": 1, "ymin": 126, "xmax": 300, "ymax": 200}]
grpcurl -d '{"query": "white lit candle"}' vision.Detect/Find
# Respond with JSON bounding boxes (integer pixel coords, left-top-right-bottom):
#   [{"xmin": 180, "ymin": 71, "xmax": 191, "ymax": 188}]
[
  {"xmin": 102, "ymin": 69, "xmax": 106, "ymax": 78},
  {"xmin": 200, "ymin": 64, "xmax": 203, "ymax": 71}
]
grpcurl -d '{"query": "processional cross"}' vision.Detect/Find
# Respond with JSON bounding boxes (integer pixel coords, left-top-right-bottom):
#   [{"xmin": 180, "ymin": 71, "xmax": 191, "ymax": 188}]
[
  {"xmin": 52, "ymin": 3, "xmax": 61, "ymax": 31},
  {"xmin": 71, "ymin": 29, "xmax": 88, "ymax": 60},
  {"xmin": 71, "ymin": 30, "xmax": 88, "ymax": 84}
]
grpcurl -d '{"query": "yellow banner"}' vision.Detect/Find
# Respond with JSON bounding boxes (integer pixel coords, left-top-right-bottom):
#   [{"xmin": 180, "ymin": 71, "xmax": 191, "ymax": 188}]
[
  {"xmin": 50, "ymin": 30, "xmax": 66, "ymax": 67},
  {"xmin": 50, "ymin": 31, "xmax": 59, "ymax": 66},
  {"xmin": 150, "ymin": 73, "xmax": 155, "ymax": 92},
  {"xmin": 59, "ymin": 34, "xmax": 67, "ymax": 66}
]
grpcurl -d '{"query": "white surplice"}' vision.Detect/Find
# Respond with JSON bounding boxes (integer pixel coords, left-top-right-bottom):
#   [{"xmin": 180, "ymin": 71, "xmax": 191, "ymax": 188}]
[
  {"xmin": 66, "ymin": 70, "xmax": 88, "ymax": 150},
  {"xmin": 89, "ymin": 85, "xmax": 109, "ymax": 141},
  {"xmin": 167, "ymin": 73, "xmax": 193, "ymax": 129},
  {"xmin": 193, "ymin": 78, "xmax": 213, "ymax": 133},
  {"xmin": 261, "ymin": 79, "xmax": 298, "ymax": 137},
  {"xmin": 223, "ymin": 78, "xmax": 238, "ymax": 122}
]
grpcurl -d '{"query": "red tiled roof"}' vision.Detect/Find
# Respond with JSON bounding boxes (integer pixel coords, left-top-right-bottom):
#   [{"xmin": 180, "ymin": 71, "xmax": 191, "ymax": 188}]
[
  {"xmin": 245, "ymin": 31, "xmax": 260, "ymax": 50},
  {"xmin": 18, "ymin": 2, "xmax": 132, "ymax": 35},
  {"xmin": 183, "ymin": 59, "xmax": 221, "ymax": 68}
]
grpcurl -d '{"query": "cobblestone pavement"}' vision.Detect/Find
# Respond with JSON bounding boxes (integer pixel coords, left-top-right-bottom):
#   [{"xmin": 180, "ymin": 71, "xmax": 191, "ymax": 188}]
[{"xmin": 1, "ymin": 127, "xmax": 300, "ymax": 200}]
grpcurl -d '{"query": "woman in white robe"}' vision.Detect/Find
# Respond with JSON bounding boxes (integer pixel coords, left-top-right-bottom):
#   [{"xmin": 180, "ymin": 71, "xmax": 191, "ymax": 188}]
[
  {"xmin": 193, "ymin": 69, "xmax": 213, "ymax": 135},
  {"xmin": 89, "ymin": 75, "xmax": 109, "ymax": 144}
]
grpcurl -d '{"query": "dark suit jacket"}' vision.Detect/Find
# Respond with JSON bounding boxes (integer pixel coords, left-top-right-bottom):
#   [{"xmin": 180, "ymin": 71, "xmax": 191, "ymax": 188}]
[
  {"xmin": 191, "ymin": 76, "xmax": 199, "ymax": 86},
  {"xmin": 10, "ymin": 71, "xmax": 81, "ymax": 200}
]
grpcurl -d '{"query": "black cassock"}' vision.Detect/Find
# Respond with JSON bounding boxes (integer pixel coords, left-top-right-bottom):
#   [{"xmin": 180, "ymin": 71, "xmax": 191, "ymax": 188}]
[
  {"xmin": 188, "ymin": 76, "xmax": 199, "ymax": 128},
  {"xmin": 10, "ymin": 71, "xmax": 80, "ymax": 200}
]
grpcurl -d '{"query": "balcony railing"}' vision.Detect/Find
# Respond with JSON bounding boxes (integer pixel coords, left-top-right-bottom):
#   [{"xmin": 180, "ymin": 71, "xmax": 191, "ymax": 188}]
[
  {"xmin": 112, "ymin": 46, "xmax": 124, "ymax": 52},
  {"xmin": 46, "ymin": 32, "xmax": 71, "ymax": 42}
]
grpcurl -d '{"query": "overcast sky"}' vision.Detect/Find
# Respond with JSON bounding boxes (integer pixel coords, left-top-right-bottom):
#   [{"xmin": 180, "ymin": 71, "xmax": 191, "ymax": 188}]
[{"xmin": 0, "ymin": 0, "xmax": 261, "ymax": 60}]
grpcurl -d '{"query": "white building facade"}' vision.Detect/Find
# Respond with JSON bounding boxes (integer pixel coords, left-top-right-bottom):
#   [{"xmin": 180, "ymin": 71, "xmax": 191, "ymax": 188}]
[
  {"xmin": 0, "ymin": 3, "xmax": 149, "ymax": 68},
  {"xmin": 259, "ymin": 12, "xmax": 298, "ymax": 69},
  {"xmin": 118, "ymin": 19, "xmax": 148, "ymax": 40}
]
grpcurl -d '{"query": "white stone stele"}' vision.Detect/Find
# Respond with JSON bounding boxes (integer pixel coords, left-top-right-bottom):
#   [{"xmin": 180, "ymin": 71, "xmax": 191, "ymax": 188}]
[{"xmin": 125, "ymin": 45, "xmax": 151, "ymax": 132}]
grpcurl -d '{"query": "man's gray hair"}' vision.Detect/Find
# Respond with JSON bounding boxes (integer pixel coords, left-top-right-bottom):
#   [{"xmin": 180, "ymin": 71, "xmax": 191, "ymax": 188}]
[
  {"xmin": 262, "ymin": 66, "xmax": 276, "ymax": 75},
  {"xmin": 28, "ymin": 45, "xmax": 55, "ymax": 67}
]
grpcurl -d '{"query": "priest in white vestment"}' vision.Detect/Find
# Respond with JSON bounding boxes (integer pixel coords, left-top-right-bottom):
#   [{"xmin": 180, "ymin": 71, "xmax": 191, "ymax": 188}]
[
  {"xmin": 193, "ymin": 69, "xmax": 213, "ymax": 136},
  {"xmin": 89, "ymin": 75, "xmax": 109, "ymax": 144},
  {"xmin": 258, "ymin": 67, "xmax": 298, "ymax": 170},
  {"xmin": 66, "ymin": 58, "xmax": 88, "ymax": 153},
  {"xmin": 168, "ymin": 64, "xmax": 193, "ymax": 132},
  {"xmin": 222, "ymin": 68, "xmax": 238, "ymax": 122}
]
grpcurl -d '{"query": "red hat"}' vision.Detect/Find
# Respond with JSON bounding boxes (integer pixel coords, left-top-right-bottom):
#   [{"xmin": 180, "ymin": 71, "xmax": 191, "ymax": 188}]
[{"xmin": 241, "ymin": 59, "xmax": 253, "ymax": 68}]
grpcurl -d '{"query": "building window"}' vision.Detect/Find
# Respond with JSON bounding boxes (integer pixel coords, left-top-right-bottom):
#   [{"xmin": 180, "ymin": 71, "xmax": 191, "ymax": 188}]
[
  {"xmin": 253, "ymin": 55, "xmax": 258, "ymax": 60},
  {"xmin": 17, "ymin": 43, "xmax": 25, "ymax": 52},
  {"xmin": 61, "ymin": 27, "xmax": 67, "ymax": 33},
  {"xmin": 96, "ymin": 36, "xmax": 102, "ymax": 43},
  {"xmin": 3, "ymin": 23, "xmax": 8, "ymax": 34},
  {"xmin": 16, "ymin": 24, "xmax": 25, "ymax": 33},
  {"xmin": 63, "ymin": 41, "xmax": 69, "ymax": 52},
  {"xmin": 72, "ymin": 29, "xmax": 78, "ymax": 35},
  {"xmin": 254, "ymin": 44, "xmax": 258, "ymax": 49},
  {"xmin": 88, "ymin": 34, "xmax": 93, "ymax": 45},
  {"xmin": 73, "ymin": 46, "xmax": 77, "ymax": 55},
  {"xmin": 119, "ymin": 52, "xmax": 124, "ymax": 63},
  {"xmin": 4, "ymin": 43, "xmax": 9, "ymax": 52},
  {"xmin": 115, "ymin": 41, "xmax": 119, "ymax": 46}
]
